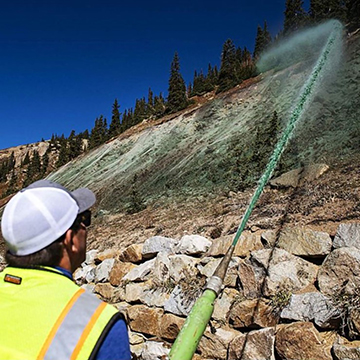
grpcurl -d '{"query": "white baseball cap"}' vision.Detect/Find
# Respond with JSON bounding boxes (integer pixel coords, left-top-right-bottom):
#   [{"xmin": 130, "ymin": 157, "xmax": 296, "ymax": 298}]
[{"xmin": 1, "ymin": 180, "xmax": 96, "ymax": 256}]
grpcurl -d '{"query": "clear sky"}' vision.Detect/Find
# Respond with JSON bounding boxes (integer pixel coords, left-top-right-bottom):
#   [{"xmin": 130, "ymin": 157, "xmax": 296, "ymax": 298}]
[{"xmin": 0, "ymin": 0, "xmax": 309, "ymax": 150}]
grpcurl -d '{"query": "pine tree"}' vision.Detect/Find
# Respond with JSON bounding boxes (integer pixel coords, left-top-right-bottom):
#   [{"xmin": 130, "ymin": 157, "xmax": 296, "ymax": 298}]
[
  {"xmin": 167, "ymin": 52, "xmax": 188, "ymax": 113},
  {"xmin": 89, "ymin": 115, "xmax": 108, "ymax": 149},
  {"xmin": 347, "ymin": 0, "xmax": 360, "ymax": 31},
  {"xmin": 41, "ymin": 150, "xmax": 49, "ymax": 175},
  {"xmin": 108, "ymin": 99, "xmax": 121, "ymax": 139},
  {"xmin": 284, "ymin": 0, "xmax": 307, "ymax": 35},
  {"xmin": 22, "ymin": 152, "xmax": 31, "ymax": 166},
  {"xmin": 217, "ymin": 39, "xmax": 240, "ymax": 93},
  {"xmin": 147, "ymin": 88, "xmax": 154, "ymax": 116},
  {"xmin": 310, "ymin": 0, "xmax": 347, "ymax": 22},
  {"xmin": 153, "ymin": 94, "xmax": 166, "ymax": 118}
]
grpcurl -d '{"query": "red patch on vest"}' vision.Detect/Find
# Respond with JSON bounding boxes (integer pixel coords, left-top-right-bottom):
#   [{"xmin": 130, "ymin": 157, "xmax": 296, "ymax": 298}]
[{"xmin": 4, "ymin": 274, "xmax": 22, "ymax": 285}]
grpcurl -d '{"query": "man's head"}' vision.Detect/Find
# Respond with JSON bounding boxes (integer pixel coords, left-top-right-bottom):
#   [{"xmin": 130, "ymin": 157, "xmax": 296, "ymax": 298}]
[{"xmin": 1, "ymin": 179, "xmax": 95, "ymax": 271}]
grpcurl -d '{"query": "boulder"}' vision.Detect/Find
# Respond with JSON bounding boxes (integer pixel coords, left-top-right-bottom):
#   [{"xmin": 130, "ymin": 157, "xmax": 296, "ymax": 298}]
[
  {"xmin": 333, "ymin": 223, "xmax": 360, "ymax": 249},
  {"xmin": 119, "ymin": 243, "xmax": 143, "ymax": 263},
  {"xmin": 95, "ymin": 258, "xmax": 115, "ymax": 283},
  {"xmin": 280, "ymin": 292, "xmax": 340, "ymax": 329},
  {"xmin": 94, "ymin": 283, "xmax": 114, "ymax": 301},
  {"xmin": 198, "ymin": 257, "xmax": 239, "ymax": 287},
  {"xmin": 250, "ymin": 248, "xmax": 318, "ymax": 296},
  {"xmin": 332, "ymin": 336, "xmax": 360, "ymax": 360},
  {"xmin": 318, "ymin": 247, "xmax": 360, "ymax": 296},
  {"xmin": 140, "ymin": 341, "xmax": 169, "ymax": 360},
  {"xmin": 122, "ymin": 258, "xmax": 155, "ymax": 282},
  {"xmin": 207, "ymin": 232, "xmax": 263, "ymax": 258},
  {"xmin": 262, "ymin": 226, "xmax": 332, "ymax": 257},
  {"xmin": 269, "ymin": 163, "xmax": 329, "ymax": 188},
  {"xmin": 168, "ymin": 254, "xmax": 199, "ymax": 283},
  {"xmin": 84, "ymin": 249, "xmax": 98, "ymax": 265},
  {"xmin": 238, "ymin": 258, "xmax": 262, "ymax": 298},
  {"xmin": 159, "ymin": 313, "xmax": 185, "ymax": 340},
  {"xmin": 109, "ymin": 261, "xmax": 135, "ymax": 286},
  {"xmin": 229, "ymin": 299, "xmax": 278, "ymax": 329},
  {"xmin": 275, "ymin": 322, "xmax": 336, "ymax": 360},
  {"xmin": 228, "ymin": 327, "xmax": 275, "ymax": 360},
  {"xmin": 212, "ymin": 288, "xmax": 239, "ymax": 321},
  {"xmin": 175, "ymin": 234, "xmax": 212, "ymax": 255},
  {"xmin": 95, "ymin": 248, "xmax": 119, "ymax": 262},
  {"xmin": 198, "ymin": 327, "xmax": 239, "ymax": 359},
  {"xmin": 164, "ymin": 284, "xmax": 197, "ymax": 316},
  {"xmin": 142, "ymin": 236, "xmax": 177, "ymax": 259},
  {"xmin": 127, "ymin": 305, "xmax": 163, "ymax": 337}
]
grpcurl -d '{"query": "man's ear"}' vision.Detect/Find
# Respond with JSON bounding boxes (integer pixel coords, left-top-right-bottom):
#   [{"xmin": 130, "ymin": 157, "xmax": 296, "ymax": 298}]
[{"xmin": 63, "ymin": 229, "xmax": 76, "ymax": 251}]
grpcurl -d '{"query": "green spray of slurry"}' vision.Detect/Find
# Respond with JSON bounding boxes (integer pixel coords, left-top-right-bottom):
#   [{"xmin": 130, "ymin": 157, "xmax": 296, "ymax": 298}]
[{"xmin": 169, "ymin": 20, "xmax": 343, "ymax": 360}]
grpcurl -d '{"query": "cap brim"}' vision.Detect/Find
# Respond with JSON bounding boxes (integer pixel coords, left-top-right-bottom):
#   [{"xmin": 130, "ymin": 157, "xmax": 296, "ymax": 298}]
[{"xmin": 71, "ymin": 188, "xmax": 96, "ymax": 213}]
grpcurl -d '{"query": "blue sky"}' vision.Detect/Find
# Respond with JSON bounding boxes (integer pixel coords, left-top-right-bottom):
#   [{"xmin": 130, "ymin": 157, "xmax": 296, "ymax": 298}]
[{"xmin": 0, "ymin": 0, "xmax": 309, "ymax": 150}]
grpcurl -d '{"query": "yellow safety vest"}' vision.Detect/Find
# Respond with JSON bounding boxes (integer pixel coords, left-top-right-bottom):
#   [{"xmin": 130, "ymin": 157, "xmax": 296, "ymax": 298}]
[{"xmin": 0, "ymin": 266, "xmax": 121, "ymax": 360}]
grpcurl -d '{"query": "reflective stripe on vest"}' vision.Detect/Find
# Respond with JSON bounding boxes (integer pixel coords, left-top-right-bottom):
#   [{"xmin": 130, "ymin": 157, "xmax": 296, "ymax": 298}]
[{"xmin": 38, "ymin": 288, "xmax": 106, "ymax": 360}]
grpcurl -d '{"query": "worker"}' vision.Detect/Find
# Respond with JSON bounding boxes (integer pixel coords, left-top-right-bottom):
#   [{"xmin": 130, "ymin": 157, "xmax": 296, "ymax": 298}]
[{"xmin": 0, "ymin": 179, "xmax": 131, "ymax": 360}]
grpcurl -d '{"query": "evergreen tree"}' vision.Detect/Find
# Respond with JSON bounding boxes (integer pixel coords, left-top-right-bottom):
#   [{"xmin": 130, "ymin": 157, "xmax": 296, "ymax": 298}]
[
  {"xmin": 108, "ymin": 99, "xmax": 121, "ymax": 139},
  {"xmin": 41, "ymin": 150, "xmax": 49, "ymax": 175},
  {"xmin": 56, "ymin": 136, "xmax": 69, "ymax": 167},
  {"xmin": 89, "ymin": 115, "xmax": 108, "ymax": 149},
  {"xmin": 24, "ymin": 150, "xmax": 42, "ymax": 186},
  {"xmin": 167, "ymin": 52, "xmax": 188, "ymax": 113},
  {"xmin": 254, "ymin": 21, "xmax": 272, "ymax": 59},
  {"xmin": 147, "ymin": 88, "xmax": 154, "ymax": 116},
  {"xmin": 133, "ymin": 97, "xmax": 147, "ymax": 124},
  {"xmin": 22, "ymin": 152, "xmax": 31, "ymax": 166},
  {"xmin": 284, "ymin": 0, "xmax": 308, "ymax": 35},
  {"xmin": 153, "ymin": 94, "xmax": 166, "ymax": 118},
  {"xmin": 347, "ymin": 0, "xmax": 360, "ymax": 31},
  {"xmin": 217, "ymin": 39, "xmax": 240, "ymax": 93},
  {"xmin": 191, "ymin": 70, "xmax": 207, "ymax": 96},
  {"xmin": 310, "ymin": 0, "xmax": 347, "ymax": 22}
]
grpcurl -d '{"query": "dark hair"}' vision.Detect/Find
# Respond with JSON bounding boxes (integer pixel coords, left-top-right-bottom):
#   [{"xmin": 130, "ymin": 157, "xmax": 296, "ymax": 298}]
[
  {"xmin": 5, "ymin": 238, "xmax": 65, "ymax": 267},
  {"xmin": 5, "ymin": 216, "xmax": 83, "ymax": 268}
]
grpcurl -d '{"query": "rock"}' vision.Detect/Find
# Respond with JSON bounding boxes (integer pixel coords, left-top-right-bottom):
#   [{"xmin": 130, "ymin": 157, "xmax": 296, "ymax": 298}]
[
  {"xmin": 238, "ymin": 259, "xmax": 262, "ymax": 298},
  {"xmin": 95, "ymin": 258, "xmax": 115, "ymax": 283},
  {"xmin": 96, "ymin": 249, "xmax": 119, "ymax": 262},
  {"xmin": 124, "ymin": 281, "xmax": 152, "ymax": 304},
  {"xmin": 212, "ymin": 288, "xmax": 239, "ymax": 321},
  {"xmin": 275, "ymin": 322, "xmax": 336, "ymax": 360},
  {"xmin": 333, "ymin": 223, "xmax": 360, "ymax": 249},
  {"xmin": 119, "ymin": 243, "xmax": 143, "ymax": 263},
  {"xmin": 198, "ymin": 327, "xmax": 239, "ymax": 359},
  {"xmin": 122, "ymin": 258, "xmax": 155, "ymax": 282},
  {"xmin": 159, "ymin": 313, "xmax": 185, "ymax": 340},
  {"xmin": 142, "ymin": 236, "xmax": 177, "ymax": 259},
  {"xmin": 84, "ymin": 249, "xmax": 98, "ymax": 265},
  {"xmin": 175, "ymin": 234, "xmax": 212, "ymax": 255},
  {"xmin": 229, "ymin": 299, "xmax": 278, "ymax": 329},
  {"xmin": 81, "ymin": 284, "xmax": 95, "ymax": 293},
  {"xmin": 332, "ymin": 336, "xmax": 360, "ymax": 360},
  {"xmin": 269, "ymin": 163, "xmax": 329, "ymax": 188},
  {"xmin": 85, "ymin": 266, "xmax": 96, "ymax": 283},
  {"xmin": 207, "ymin": 232, "xmax": 263, "ymax": 258},
  {"xmin": 280, "ymin": 292, "xmax": 340, "ymax": 329},
  {"xmin": 109, "ymin": 261, "xmax": 135, "ymax": 286},
  {"xmin": 164, "ymin": 284, "xmax": 197, "ymax": 316},
  {"xmin": 198, "ymin": 257, "xmax": 239, "ymax": 287},
  {"xmin": 251, "ymin": 248, "xmax": 318, "ymax": 296},
  {"xmin": 168, "ymin": 254, "xmax": 199, "ymax": 283},
  {"xmin": 318, "ymin": 247, "xmax": 360, "ymax": 296},
  {"xmin": 228, "ymin": 327, "xmax": 275, "ymax": 360},
  {"xmin": 127, "ymin": 305, "xmax": 163, "ymax": 337},
  {"xmin": 141, "ymin": 341, "xmax": 169, "ymax": 360},
  {"xmin": 94, "ymin": 283, "xmax": 114, "ymax": 301},
  {"xmin": 262, "ymin": 226, "xmax": 332, "ymax": 257}
]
